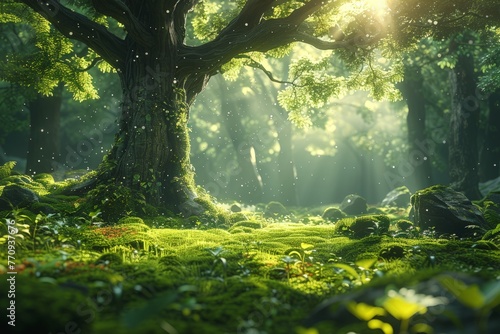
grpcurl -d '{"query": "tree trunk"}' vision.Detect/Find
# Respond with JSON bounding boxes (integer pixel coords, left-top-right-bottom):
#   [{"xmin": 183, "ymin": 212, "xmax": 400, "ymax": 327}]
[
  {"xmin": 220, "ymin": 99, "xmax": 264, "ymax": 204},
  {"xmin": 95, "ymin": 44, "xmax": 206, "ymax": 216},
  {"xmin": 276, "ymin": 110, "xmax": 298, "ymax": 205},
  {"xmin": 398, "ymin": 64, "xmax": 433, "ymax": 191},
  {"xmin": 448, "ymin": 53, "xmax": 482, "ymax": 199},
  {"xmin": 479, "ymin": 89, "xmax": 500, "ymax": 181},
  {"xmin": 26, "ymin": 86, "xmax": 62, "ymax": 175}
]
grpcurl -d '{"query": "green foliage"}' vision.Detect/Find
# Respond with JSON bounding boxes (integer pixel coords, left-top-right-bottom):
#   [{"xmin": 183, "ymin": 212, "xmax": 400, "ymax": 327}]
[
  {"xmin": 0, "ymin": 275, "xmax": 91, "ymax": 333},
  {"xmin": 0, "ymin": 161, "xmax": 16, "ymax": 179}
]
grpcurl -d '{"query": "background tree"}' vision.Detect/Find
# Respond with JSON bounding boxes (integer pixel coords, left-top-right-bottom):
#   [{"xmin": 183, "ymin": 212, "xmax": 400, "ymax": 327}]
[{"xmin": 0, "ymin": 11, "xmax": 100, "ymax": 175}]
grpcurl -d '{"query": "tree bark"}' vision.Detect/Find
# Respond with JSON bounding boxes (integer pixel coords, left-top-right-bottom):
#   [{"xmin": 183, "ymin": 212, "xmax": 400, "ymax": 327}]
[
  {"xmin": 448, "ymin": 53, "xmax": 482, "ymax": 200},
  {"xmin": 398, "ymin": 64, "xmax": 433, "ymax": 191},
  {"xmin": 26, "ymin": 86, "xmax": 62, "ymax": 175},
  {"xmin": 479, "ymin": 89, "xmax": 500, "ymax": 181}
]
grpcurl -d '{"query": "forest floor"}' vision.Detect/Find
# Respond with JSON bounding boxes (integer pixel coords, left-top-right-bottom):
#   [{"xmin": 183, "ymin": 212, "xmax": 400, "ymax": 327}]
[{"xmin": 0, "ymin": 171, "xmax": 500, "ymax": 333}]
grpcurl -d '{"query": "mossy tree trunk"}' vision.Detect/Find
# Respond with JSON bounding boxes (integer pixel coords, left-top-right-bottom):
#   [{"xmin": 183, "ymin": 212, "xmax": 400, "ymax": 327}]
[
  {"xmin": 479, "ymin": 89, "xmax": 500, "ymax": 182},
  {"xmin": 448, "ymin": 52, "xmax": 482, "ymax": 200},
  {"xmin": 26, "ymin": 86, "xmax": 62, "ymax": 175}
]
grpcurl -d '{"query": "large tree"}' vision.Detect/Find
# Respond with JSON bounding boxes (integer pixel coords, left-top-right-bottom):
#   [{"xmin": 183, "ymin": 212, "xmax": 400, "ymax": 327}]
[{"xmin": 10, "ymin": 0, "xmax": 500, "ymax": 215}]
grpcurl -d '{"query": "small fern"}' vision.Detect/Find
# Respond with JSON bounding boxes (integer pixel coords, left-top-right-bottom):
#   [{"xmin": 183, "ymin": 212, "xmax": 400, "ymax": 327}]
[{"xmin": 0, "ymin": 161, "xmax": 16, "ymax": 179}]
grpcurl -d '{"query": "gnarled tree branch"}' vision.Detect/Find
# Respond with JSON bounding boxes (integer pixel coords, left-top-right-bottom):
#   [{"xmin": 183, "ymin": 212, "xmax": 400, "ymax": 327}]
[{"xmin": 91, "ymin": 0, "xmax": 154, "ymax": 47}]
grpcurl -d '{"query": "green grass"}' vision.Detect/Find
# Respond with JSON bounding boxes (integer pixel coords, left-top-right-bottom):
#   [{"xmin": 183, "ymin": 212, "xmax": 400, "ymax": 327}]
[{"xmin": 1, "ymin": 216, "xmax": 500, "ymax": 334}]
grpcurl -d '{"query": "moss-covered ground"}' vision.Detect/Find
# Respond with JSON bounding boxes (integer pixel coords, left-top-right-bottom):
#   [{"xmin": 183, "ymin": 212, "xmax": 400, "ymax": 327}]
[{"xmin": 1, "ymin": 168, "xmax": 500, "ymax": 333}]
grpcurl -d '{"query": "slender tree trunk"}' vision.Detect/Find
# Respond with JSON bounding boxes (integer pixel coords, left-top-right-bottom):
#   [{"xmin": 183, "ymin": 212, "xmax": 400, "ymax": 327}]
[
  {"xmin": 398, "ymin": 64, "xmax": 433, "ymax": 191},
  {"xmin": 479, "ymin": 89, "xmax": 500, "ymax": 181},
  {"xmin": 220, "ymin": 96, "xmax": 264, "ymax": 204},
  {"xmin": 26, "ymin": 86, "xmax": 62, "ymax": 175},
  {"xmin": 448, "ymin": 53, "xmax": 482, "ymax": 199},
  {"xmin": 276, "ymin": 110, "xmax": 298, "ymax": 205}
]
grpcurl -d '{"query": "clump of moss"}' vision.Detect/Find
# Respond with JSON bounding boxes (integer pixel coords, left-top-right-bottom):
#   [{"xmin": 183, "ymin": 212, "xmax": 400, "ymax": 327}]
[
  {"xmin": 334, "ymin": 215, "xmax": 390, "ymax": 238},
  {"xmin": 83, "ymin": 184, "xmax": 147, "ymax": 222},
  {"xmin": 264, "ymin": 201, "xmax": 288, "ymax": 218},
  {"xmin": 321, "ymin": 207, "xmax": 345, "ymax": 222},
  {"xmin": 144, "ymin": 216, "xmax": 185, "ymax": 229},
  {"xmin": 229, "ymin": 212, "xmax": 248, "ymax": 224},
  {"xmin": 33, "ymin": 173, "xmax": 55, "ymax": 186},
  {"xmin": 379, "ymin": 245, "xmax": 406, "ymax": 260},
  {"xmin": 95, "ymin": 252, "xmax": 124, "ymax": 265},
  {"xmin": 192, "ymin": 192, "xmax": 231, "ymax": 228},
  {"xmin": 230, "ymin": 220, "xmax": 266, "ymax": 230},
  {"xmin": 395, "ymin": 219, "xmax": 413, "ymax": 231}
]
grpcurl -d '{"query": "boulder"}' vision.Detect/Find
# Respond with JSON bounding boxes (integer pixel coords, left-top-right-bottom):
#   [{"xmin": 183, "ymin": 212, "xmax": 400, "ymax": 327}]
[
  {"xmin": 339, "ymin": 194, "xmax": 367, "ymax": 215},
  {"xmin": 381, "ymin": 186, "xmax": 411, "ymax": 207},
  {"xmin": 263, "ymin": 201, "xmax": 288, "ymax": 218},
  {"xmin": 230, "ymin": 203, "xmax": 242, "ymax": 212},
  {"xmin": 0, "ymin": 184, "xmax": 39, "ymax": 209},
  {"xmin": 410, "ymin": 185, "xmax": 488, "ymax": 237},
  {"xmin": 322, "ymin": 207, "xmax": 345, "ymax": 222}
]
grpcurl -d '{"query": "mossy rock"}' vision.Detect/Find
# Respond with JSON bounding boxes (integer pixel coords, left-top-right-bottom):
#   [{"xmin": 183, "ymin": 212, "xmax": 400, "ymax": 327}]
[
  {"xmin": 230, "ymin": 203, "xmax": 242, "ymax": 212},
  {"xmin": 339, "ymin": 194, "xmax": 367, "ymax": 215},
  {"xmin": 411, "ymin": 185, "xmax": 488, "ymax": 237},
  {"xmin": 335, "ymin": 215, "xmax": 390, "ymax": 238},
  {"xmin": 381, "ymin": 186, "xmax": 411, "ymax": 207},
  {"xmin": 263, "ymin": 201, "xmax": 288, "ymax": 218},
  {"xmin": 395, "ymin": 219, "xmax": 413, "ymax": 231},
  {"xmin": 321, "ymin": 207, "xmax": 345, "ymax": 222},
  {"xmin": 0, "ymin": 184, "xmax": 39, "ymax": 209}
]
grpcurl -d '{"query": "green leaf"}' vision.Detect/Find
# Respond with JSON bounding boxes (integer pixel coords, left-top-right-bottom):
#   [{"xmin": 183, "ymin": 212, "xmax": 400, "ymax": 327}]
[
  {"xmin": 439, "ymin": 276, "xmax": 485, "ymax": 309},
  {"xmin": 356, "ymin": 258, "xmax": 377, "ymax": 269},
  {"xmin": 301, "ymin": 242, "xmax": 314, "ymax": 250},
  {"xmin": 333, "ymin": 263, "xmax": 359, "ymax": 279},
  {"xmin": 347, "ymin": 301, "xmax": 386, "ymax": 321}
]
